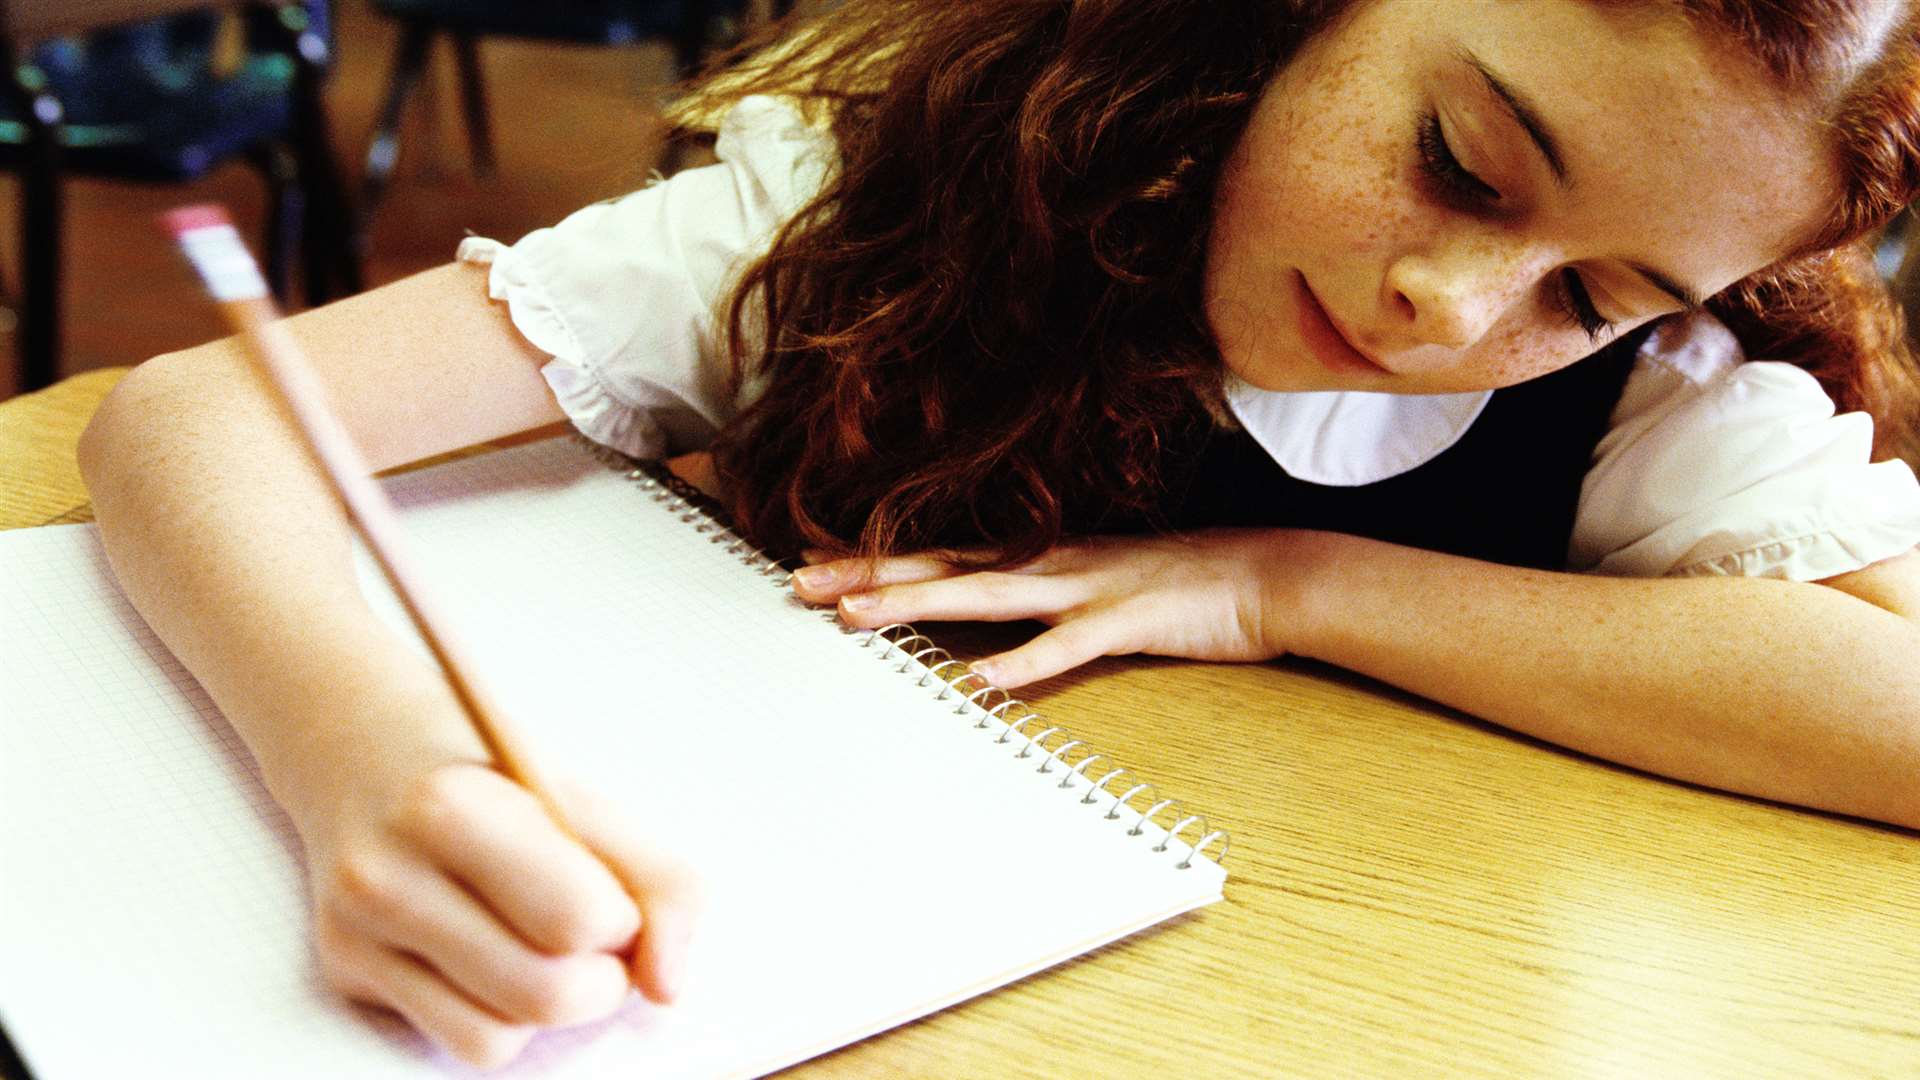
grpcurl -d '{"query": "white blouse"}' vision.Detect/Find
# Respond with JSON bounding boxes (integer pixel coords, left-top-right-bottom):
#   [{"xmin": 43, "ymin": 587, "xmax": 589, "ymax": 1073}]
[{"xmin": 457, "ymin": 96, "xmax": 1920, "ymax": 581}]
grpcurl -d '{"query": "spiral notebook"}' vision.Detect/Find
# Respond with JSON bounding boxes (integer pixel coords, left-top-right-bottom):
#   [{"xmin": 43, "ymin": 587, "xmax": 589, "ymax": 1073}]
[{"xmin": 0, "ymin": 436, "xmax": 1227, "ymax": 1079}]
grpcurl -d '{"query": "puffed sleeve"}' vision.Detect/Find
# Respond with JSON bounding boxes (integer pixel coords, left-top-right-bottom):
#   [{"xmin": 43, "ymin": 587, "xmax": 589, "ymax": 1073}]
[
  {"xmin": 1568, "ymin": 312, "xmax": 1920, "ymax": 579},
  {"xmin": 454, "ymin": 95, "xmax": 835, "ymax": 459}
]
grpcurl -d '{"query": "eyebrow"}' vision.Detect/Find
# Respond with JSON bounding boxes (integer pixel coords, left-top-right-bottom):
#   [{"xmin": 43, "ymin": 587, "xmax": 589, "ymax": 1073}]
[
  {"xmin": 1626, "ymin": 261, "xmax": 1704, "ymax": 311},
  {"xmin": 1459, "ymin": 49, "xmax": 1569, "ymax": 186},
  {"xmin": 1458, "ymin": 50, "xmax": 1704, "ymax": 312}
]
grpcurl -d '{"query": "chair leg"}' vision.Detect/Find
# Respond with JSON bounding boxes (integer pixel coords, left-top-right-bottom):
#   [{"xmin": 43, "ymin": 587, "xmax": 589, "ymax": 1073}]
[
  {"xmin": 673, "ymin": 0, "xmax": 712, "ymax": 77},
  {"xmin": 19, "ymin": 109, "xmax": 63, "ymax": 392},
  {"xmin": 319, "ymin": 173, "xmax": 364, "ymax": 302},
  {"xmin": 292, "ymin": 68, "xmax": 363, "ymax": 303},
  {"xmin": 251, "ymin": 144, "xmax": 304, "ymax": 303},
  {"xmin": 360, "ymin": 20, "xmax": 436, "ymax": 237},
  {"xmin": 299, "ymin": 141, "xmax": 363, "ymax": 306},
  {"xmin": 651, "ymin": 0, "xmax": 723, "ymax": 179},
  {"xmin": 449, "ymin": 33, "xmax": 496, "ymax": 178}
]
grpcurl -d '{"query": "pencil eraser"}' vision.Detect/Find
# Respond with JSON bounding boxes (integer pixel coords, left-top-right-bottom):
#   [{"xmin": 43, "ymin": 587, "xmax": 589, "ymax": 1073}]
[
  {"xmin": 164, "ymin": 203, "xmax": 270, "ymax": 303},
  {"xmin": 158, "ymin": 203, "xmax": 233, "ymax": 239}
]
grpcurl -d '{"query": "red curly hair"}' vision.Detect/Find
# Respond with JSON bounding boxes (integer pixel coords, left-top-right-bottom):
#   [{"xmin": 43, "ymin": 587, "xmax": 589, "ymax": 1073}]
[
  {"xmin": 1675, "ymin": 0, "xmax": 1920, "ymax": 466},
  {"xmin": 683, "ymin": 0, "xmax": 1920, "ymax": 563}
]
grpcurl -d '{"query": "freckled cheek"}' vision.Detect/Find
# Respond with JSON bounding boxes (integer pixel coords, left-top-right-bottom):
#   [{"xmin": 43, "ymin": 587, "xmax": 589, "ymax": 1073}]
[
  {"xmin": 1465, "ymin": 329, "xmax": 1588, "ymax": 387},
  {"xmin": 1316, "ymin": 144, "xmax": 1402, "ymax": 236},
  {"xmin": 1252, "ymin": 175, "xmax": 1406, "ymax": 262},
  {"xmin": 1244, "ymin": 119, "xmax": 1408, "ymax": 258}
]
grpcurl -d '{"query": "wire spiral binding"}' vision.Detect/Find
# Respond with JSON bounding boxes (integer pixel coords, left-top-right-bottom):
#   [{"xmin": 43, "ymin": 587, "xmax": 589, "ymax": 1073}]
[
  {"xmin": 592, "ymin": 441, "xmax": 1229, "ymax": 871},
  {"xmin": 865, "ymin": 614, "xmax": 1229, "ymax": 871}
]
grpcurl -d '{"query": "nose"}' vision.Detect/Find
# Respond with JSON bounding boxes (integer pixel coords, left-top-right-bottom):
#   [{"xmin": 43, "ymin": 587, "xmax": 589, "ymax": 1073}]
[{"xmin": 1383, "ymin": 234, "xmax": 1545, "ymax": 351}]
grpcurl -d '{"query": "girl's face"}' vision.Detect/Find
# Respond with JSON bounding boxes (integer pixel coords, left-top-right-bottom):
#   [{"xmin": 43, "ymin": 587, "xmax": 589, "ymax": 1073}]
[{"xmin": 1206, "ymin": 0, "xmax": 1838, "ymax": 394}]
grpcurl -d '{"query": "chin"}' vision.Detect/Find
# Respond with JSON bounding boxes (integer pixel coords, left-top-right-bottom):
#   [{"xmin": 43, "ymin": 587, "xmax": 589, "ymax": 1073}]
[{"xmin": 1219, "ymin": 348, "xmax": 1337, "ymax": 393}]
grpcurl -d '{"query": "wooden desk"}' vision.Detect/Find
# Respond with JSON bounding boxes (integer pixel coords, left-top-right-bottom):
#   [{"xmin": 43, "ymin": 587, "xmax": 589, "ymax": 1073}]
[
  {"xmin": 0, "ymin": 368, "xmax": 127, "ymax": 528},
  {"xmin": 5, "ymin": 372, "xmax": 1918, "ymax": 1077}
]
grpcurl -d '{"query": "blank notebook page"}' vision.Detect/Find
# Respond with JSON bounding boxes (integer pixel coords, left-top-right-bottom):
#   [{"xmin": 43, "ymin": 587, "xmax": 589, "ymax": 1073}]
[{"xmin": 0, "ymin": 437, "xmax": 1225, "ymax": 1079}]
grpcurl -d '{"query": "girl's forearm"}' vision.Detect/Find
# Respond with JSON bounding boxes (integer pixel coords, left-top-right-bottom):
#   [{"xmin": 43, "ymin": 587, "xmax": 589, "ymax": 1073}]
[
  {"xmin": 79, "ymin": 262, "xmax": 560, "ymax": 823},
  {"xmin": 1283, "ymin": 531, "xmax": 1920, "ymax": 829},
  {"xmin": 80, "ymin": 348, "xmax": 490, "ymax": 827}
]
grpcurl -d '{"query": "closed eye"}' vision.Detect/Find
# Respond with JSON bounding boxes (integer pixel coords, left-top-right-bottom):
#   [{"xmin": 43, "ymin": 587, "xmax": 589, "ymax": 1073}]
[
  {"xmin": 1415, "ymin": 111, "xmax": 1501, "ymax": 207},
  {"xmin": 1552, "ymin": 268, "xmax": 1612, "ymax": 343}
]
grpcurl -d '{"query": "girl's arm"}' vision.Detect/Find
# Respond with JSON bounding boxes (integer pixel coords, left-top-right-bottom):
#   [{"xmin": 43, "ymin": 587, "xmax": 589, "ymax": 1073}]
[
  {"xmin": 793, "ymin": 531, "xmax": 1920, "ymax": 830},
  {"xmin": 1283, "ymin": 534, "xmax": 1920, "ymax": 828},
  {"xmin": 79, "ymin": 262, "xmax": 698, "ymax": 1068}
]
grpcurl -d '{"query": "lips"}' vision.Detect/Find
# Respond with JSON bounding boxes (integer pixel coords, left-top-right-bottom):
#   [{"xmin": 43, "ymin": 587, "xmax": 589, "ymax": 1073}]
[{"xmin": 1293, "ymin": 273, "xmax": 1389, "ymax": 376}]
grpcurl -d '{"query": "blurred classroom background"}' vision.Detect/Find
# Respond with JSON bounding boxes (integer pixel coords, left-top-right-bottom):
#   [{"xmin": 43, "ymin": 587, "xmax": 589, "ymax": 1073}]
[
  {"xmin": 5, "ymin": 0, "xmax": 1916, "ymax": 406},
  {"xmin": 0, "ymin": 0, "xmax": 802, "ymax": 401}
]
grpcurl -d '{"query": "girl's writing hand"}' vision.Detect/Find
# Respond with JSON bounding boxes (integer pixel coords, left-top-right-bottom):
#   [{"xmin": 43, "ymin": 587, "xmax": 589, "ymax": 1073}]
[
  {"xmin": 301, "ymin": 759, "xmax": 701, "ymax": 1070},
  {"xmin": 791, "ymin": 529, "xmax": 1304, "ymax": 687}
]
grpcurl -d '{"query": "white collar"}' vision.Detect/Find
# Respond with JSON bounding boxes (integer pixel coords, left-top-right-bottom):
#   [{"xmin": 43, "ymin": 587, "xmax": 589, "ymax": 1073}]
[
  {"xmin": 1221, "ymin": 320, "xmax": 1713, "ymax": 487},
  {"xmin": 1223, "ymin": 378, "xmax": 1494, "ymax": 487}
]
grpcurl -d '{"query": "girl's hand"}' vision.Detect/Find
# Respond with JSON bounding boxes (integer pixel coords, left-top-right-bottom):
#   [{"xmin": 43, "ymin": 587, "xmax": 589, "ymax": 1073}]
[
  {"xmin": 299, "ymin": 756, "xmax": 700, "ymax": 1069},
  {"xmin": 791, "ymin": 529, "xmax": 1306, "ymax": 687}
]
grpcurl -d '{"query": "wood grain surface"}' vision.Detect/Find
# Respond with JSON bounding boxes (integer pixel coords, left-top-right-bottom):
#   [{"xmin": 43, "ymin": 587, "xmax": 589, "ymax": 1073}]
[
  {"xmin": 0, "ymin": 367, "xmax": 127, "ymax": 528},
  {"xmin": 5, "ymin": 372, "xmax": 1918, "ymax": 1078}
]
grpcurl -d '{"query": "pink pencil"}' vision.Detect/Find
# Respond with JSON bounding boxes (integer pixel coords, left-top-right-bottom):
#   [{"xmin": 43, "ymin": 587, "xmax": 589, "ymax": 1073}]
[{"xmin": 162, "ymin": 204, "xmax": 568, "ymax": 822}]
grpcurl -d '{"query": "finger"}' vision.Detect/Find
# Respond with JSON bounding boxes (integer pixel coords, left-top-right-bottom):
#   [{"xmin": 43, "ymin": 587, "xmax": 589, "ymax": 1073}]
[
  {"xmin": 379, "ymin": 950, "xmax": 539, "ymax": 1069},
  {"xmin": 320, "ymin": 923, "xmax": 535, "ymax": 1071},
  {"xmin": 835, "ymin": 571, "xmax": 1087, "ymax": 627},
  {"xmin": 400, "ymin": 766, "xmax": 642, "ymax": 955},
  {"xmin": 559, "ymin": 785, "xmax": 705, "ymax": 1006},
  {"xmin": 789, "ymin": 552, "xmax": 968, "ymax": 601},
  {"xmin": 969, "ymin": 613, "xmax": 1128, "ymax": 688},
  {"xmin": 329, "ymin": 846, "xmax": 631, "ymax": 1027}
]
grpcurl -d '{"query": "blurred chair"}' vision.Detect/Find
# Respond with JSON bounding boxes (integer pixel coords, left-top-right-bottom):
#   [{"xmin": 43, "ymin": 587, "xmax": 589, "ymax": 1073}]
[
  {"xmin": 358, "ymin": 0, "xmax": 785, "ymax": 226},
  {"xmin": 0, "ymin": 0, "xmax": 361, "ymax": 393}
]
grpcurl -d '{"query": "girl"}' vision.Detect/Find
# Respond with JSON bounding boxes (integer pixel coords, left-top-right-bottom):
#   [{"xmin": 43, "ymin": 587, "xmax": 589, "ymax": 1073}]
[{"xmin": 77, "ymin": 0, "xmax": 1920, "ymax": 1067}]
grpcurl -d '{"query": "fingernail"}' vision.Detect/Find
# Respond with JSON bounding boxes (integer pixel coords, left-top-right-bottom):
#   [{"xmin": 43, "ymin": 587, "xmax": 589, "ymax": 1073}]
[
  {"xmin": 652, "ymin": 919, "xmax": 698, "ymax": 1003},
  {"xmin": 793, "ymin": 565, "xmax": 833, "ymax": 589},
  {"xmin": 971, "ymin": 661, "xmax": 999, "ymax": 684},
  {"xmin": 841, "ymin": 592, "xmax": 877, "ymax": 612},
  {"xmin": 656, "ymin": 945, "xmax": 687, "ymax": 1003}
]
